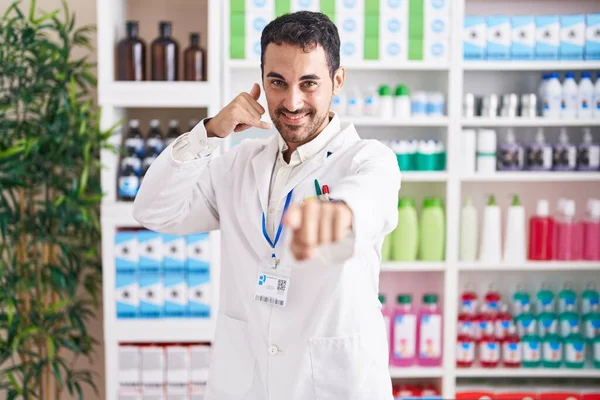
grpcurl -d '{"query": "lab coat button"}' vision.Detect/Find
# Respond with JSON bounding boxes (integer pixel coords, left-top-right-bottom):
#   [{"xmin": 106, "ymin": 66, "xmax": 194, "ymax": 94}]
[
  {"xmin": 268, "ymin": 345, "xmax": 279, "ymax": 356},
  {"xmin": 268, "ymin": 208, "xmax": 274, "ymax": 214}
]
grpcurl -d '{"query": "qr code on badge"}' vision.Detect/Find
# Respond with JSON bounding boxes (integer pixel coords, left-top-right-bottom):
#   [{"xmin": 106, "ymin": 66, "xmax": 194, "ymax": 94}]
[{"xmin": 277, "ymin": 279, "xmax": 287, "ymax": 292}]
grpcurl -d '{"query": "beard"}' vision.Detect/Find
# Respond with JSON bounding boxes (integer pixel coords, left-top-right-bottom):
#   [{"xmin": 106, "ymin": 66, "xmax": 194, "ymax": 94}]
[{"xmin": 270, "ymin": 106, "xmax": 329, "ymax": 145}]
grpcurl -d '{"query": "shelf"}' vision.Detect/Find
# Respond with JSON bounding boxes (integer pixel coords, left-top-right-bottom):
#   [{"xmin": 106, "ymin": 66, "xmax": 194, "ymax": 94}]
[
  {"xmin": 226, "ymin": 59, "xmax": 449, "ymax": 71},
  {"xmin": 113, "ymin": 319, "xmax": 215, "ymax": 343},
  {"xmin": 382, "ymin": 262, "xmax": 446, "ymax": 272},
  {"xmin": 99, "ymin": 82, "xmax": 218, "ymax": 108},
  {"xmin": 390, "ymin": 367, "xmax": 444, "ymax": 378},
  {"xmin": 456, "ymin": 367, "xmax": 600, "ymax": 378},
  {"xmin": 402, "ymin": 172, "xmax": 449, "ymax": 182},
  {"xmin": 458, "ymin": 261, "xmax": 600, "ymax": 271},
  {"xmin": 461, "ymin": 172, "xmax": 600, "ymax": 182},
  {"xmin": 461, "ymin": 118, "xmax": 600, "ymax": 127},
  {"xmin": 345, "ymin": 116, "xmax": 449, "ymax": 127},
  {"xmin": 463, "ymin": 61, "xmax": 600, "ymax": 71}
]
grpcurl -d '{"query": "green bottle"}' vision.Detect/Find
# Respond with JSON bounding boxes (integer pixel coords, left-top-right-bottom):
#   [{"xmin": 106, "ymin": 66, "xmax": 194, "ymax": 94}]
[
  {"xmin": 583, "ymin": 305, "xmax": 600, "ymax": 343},
  {"xmin": 582, "ymin": 282, "xmax": 599, "ymax": 316},
  {"xmin": 391, "ymin": 198, "xmax": 419, "ymax": 261},
  {"xmin": 512, "ymin": 283, "xmax": 531, "ymax": 317},
  {"xmin": 564, "ymin": 325, "xmax": 586, "ymax": 369},
  {"xmin": 542, "ymin": 333, "xmax": 563, "ymax": 368},
  {"xmin": 418, "ymin": 197, "xmax": 445, "ymax": 261},
  {"xmin": 559, "ymin": 282, "xmax": 577, "ymax": 314},
  {"xmin": 517, "ymin": 311, "xmax": 537, "ymax": 339},
  {"xmin": 536, "ymin": 282, "xmax": 555, "ymax": 314},
  {"xmin": 381, "ymin": 233, "xmax": 394, "ymax": 262},
  {"xmin": 538, "ymin": 311, "xmax": 558, "ymax": 338},
  {"xmin": 593, "ymin": 334, "xmax": 600, "ymax": 368},
  {"xmin": 522, "ymin": 331, "xmax": 542, "ymax": 368},
  {"xmin": 559, "ymin": 303, "xmax": 580, "ymax": 339}
]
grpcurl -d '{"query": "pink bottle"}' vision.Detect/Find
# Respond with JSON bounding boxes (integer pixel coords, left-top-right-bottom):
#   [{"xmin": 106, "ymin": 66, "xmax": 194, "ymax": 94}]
[
  {"xmin": 379, "ymin": 294, "xmax": 393, "ymax": 363},
  {"xmin": 555, "ymin": 200, "xmax": 583, "ymax": 260},
  {"xmin": 391, "ymin": 294, "xmax": 417, "ymax": 367},
  {"xmin": 418, "ymin": 293, "xmax": 443, "ymax": 366},
  {"xmin": 583, "ymin": 199, "xmax": 600, "ymax": 261}
]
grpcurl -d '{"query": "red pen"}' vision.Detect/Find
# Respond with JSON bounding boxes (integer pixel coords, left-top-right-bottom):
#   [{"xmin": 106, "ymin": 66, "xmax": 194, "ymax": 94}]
[{"xmin": 321, "ymin": 185, "xmax": 330, "ymax": 201}]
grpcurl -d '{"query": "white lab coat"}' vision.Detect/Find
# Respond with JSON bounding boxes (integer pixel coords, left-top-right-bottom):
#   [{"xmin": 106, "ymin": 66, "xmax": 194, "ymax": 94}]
[{"xmin": 133, "ymin": 120, "xmax": 401, "ymax": 400}]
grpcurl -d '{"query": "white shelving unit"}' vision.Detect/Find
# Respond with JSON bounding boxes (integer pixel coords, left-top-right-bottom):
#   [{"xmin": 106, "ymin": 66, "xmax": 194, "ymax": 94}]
[{"xmin": 97, "ymin": 0, "xmax": 600, "ymax": 398}]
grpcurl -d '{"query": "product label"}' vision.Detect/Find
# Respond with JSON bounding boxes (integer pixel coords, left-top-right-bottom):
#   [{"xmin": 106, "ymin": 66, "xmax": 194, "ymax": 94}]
[
  {"xmin": 523, "ymin": 340, "xmax": 541, "ymax": 362},
  {"xmin": 419, "ymin": 315, "xmax": 441, "ymax": 359},
  {"xmin": 553, "ymin": 146, "xmax": 577, "ymax": 170},
  {"xmin": 479, "ymin": 340, "xmax": 500, "ymax": 364},
  {"xmin": 456, "ymin": 341, "xmax": 475, "ymax": 364},
  {"xmin": 495, "ymin": 319, "xmax": 511, "ymax": 339},
  {"xmin": 394, "ymin": 314, "xmax": 416, "ymax": 359},
  {"xmin": 539, "ymin": 316, "xmax": 558, "ymax": 337},
  {"xmin": 118, "ymin": 176, "xmax": 140, "ymax": 198},
  {"xmin": 478, "ymin": 320, "xmax": 494, "ymax": 339},
  {"xmin": 513, "ymin": 296, "xmax": 530, "ymax": 316},
  {"xmin": 565, "ymin": 342, "xmax": 585, "ymax": 363},
  {"xmin": 497, "ymin": 145, "xmax": 524, "ymax": 170},
  {"xmin": 543, "ymin": 340, "xmax": 562, "ymax": 362},
  {"xmin": 518, "ymin": 315, "xmax": 537, "ymax": 337},
  {"xmin": 582, "ymin": 294, "xmax": 600, "ymax": 314},
  {"xmin": 146, "ymin": 137, "xmax": 163, "ymax": 153},
  {"xmin": 560, "ymin": 316, "xmax": 579, "ymax": 338},
  {"xmin": 121, "ymin": 156, "xmax": 142, "ymax": 175},
  {"xmin": 502, "ymin": 342, "xmax": 522, "ymax": 364},
  {"xmin": 458, "ymin": 320, "xmax": 475, "ymax": 338},
  {"xmin": 125, "ymin": 137, "xmax": 144, "ymax": 155},
  {"xmin": 527, "ymin": 146, "xmax": 553, "ymax": 170},
  {"xmin": 584, "ymin": 317, "xmax": 600, "ymax": 340}
]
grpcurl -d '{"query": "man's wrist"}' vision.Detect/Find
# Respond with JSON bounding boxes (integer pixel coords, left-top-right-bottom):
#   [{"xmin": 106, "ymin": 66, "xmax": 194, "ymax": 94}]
[{"xmin": 203, "ymin": 118, "xmax": 217, "ymax": 138}]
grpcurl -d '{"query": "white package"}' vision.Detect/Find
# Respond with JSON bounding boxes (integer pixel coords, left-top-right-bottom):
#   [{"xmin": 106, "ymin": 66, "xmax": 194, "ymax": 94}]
[
  {"xmin": 166, "ymin": 346, "xmax": 190, "ymax": 389},
  {"xmin": 119, "ymin": 345, "xmax": 141, "ymax": 388},
  {"xmin": 141, "ymin": 346, "xmax": 165, "ymax": 390},
  {"xmin": 476, "ymin": 129, "xmax": 497, "ymax": 173},
  {"xmin": 190, "ymin": 345, "xmax": 211, "ymax": 385}
]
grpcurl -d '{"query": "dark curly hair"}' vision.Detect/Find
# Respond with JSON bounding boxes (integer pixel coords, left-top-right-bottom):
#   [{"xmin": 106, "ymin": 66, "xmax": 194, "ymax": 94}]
[{"xmin": 260, "ymin": 11, "xmax": 340, "ymax": 80}]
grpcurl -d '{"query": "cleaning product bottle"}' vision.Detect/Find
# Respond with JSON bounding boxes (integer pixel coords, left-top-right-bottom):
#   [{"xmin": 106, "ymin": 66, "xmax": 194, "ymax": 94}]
[
  {"xmin": 484, "ymin": 284, "xmax": 502, "ymax": 316},
  {"xmin": 559, "ymin": 282, "xmax": 578, "ymax": 314},
  {"xmin": 460, "ymin": 283, "xmax": 478, "ymax": 315},
  {"xmin": 364, "ymin": 86, "xmax": 380, "ymax": 117},
  {"xmin": 394, "ymin": 85, "xmax": 411, "ymax": 118},
  {"xmin": 578, "ymin": 71, "xmax": 595, "ymax": 119},
  {"xmin": 528, "ymin": 200, "xmax": 555, "ymax": 261},
  {"xmin": 456, "ymin": 324, "xmax": 475, "ymax": 368},
  {"xmin": 526, "ymin": 129, "xmax": 553, "ymax": 171},
  {"xmin": 512, "ymin": 283, "xmax": 531, "ymax": 317},
  {"xmin": 583, "ymin": 303, "xmax": 600, "ymax": 348},
  {"xmin": 378, "ymin": 85, "xmax": 393, "ymax": 118},
  {"xmin": 561, "ymin": 72, "xmax": 579, "ymax": 119},
  {"xmin": 553, "ymin": 128, "xmax": 577, "ymax": 171},
  {"xmin": 542, "ymin": 331, "xmax": 563, "ymax": 368},
  {"xmin": 477, "ymin": 304, "xmax": 495, "ymax": 344},
  {"xmin": 582, "ymin": 282, "xmax": 600, "ymax": 316},
  {"xmin": 460, "ymin": 198, "xmax": 478, "ymax": 262},
  {"xmin": 392, "ymin": 198, "xmax": 419, "ymax": 261},
  {"xmin": 417, "ymin": 294, "xmax": 443, "ymax": 366},
  {"xmin": 347, "ymin": 86, "xmax": 364, "ymax": 116},
  {"xmin": 538, "ymin": 308, "xmax": 559, "ymax": 338},
  {"xmin": 577, "ymin": 128, "xmax": 600, "ymax": 171},
  {"xmin": 503, "ymin": 194, "xmax": 526, "ymax": 263},
  {"xmin": 380, "ymin": 294, "xmax": 393, "ymax": 355},
  {"xmin": 522, "ymin": 323, "xmax": 542, "ymax": 368},
  {"xmin": 594, "ymin": 71, "xmax": 600, "ymax": 119},
  {"xmin": 479, "ymin": 320, "xmax": 501, "ymax": 368},
  {"xmin": 555, "ymin": 200, "xmax": 583, "ymax": 261},
  {"xmin": 559, "ymin": 303, "xmax": 580, "ymax": 339},
  {"xmin": 419, "ymin": 198, "xmax": 445, "ymax": 261},
  {"xmin": 495, "ymin": 303, "xmax": 512, "ymax": 341},
  {"xmin": 392, "ymin": 294, "xmax": 417, "ymax": 366},
  {"xmin": 593, "ymin": 332, "xmax": 600, "ymax": 368},
  {"xmin": 583, "ymin": 199, "xmax": 600, "ymax": 261},
  {"xmin": 543, "ymin": 72, "xmax": 562, "ymax": 118},
  {"xmin": 517, "ymin": 310, "xmax": 537, "ymax": 340},
  {"xmin": 502, "ymin": 324, "xmax": 522, "ymax": 368},
  {"xmin": 479, "ymin": 195, "xmax": 502, "ymax": 263},
  {"xmin": 458, "ymin": 303, "xmax": 475, "ymax": 342},
  {"xmin": 497, "ymin": 129, "xmax": 524, "ymax": 171},
  {"xmin": 536, "ymin": 282, "xmax": 556, "ymax": 314},
  {"xmin": 564, "ymin": 325, "xmax": 586, "ymax": 368}
]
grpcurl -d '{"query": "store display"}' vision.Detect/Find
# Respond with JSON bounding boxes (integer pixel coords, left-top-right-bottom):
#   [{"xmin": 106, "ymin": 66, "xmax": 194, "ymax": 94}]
[
  {"xmin": 151, "ymin": 21, "xmax": 179, "ymax": 81},
  {"xmin": 418, "ymin": 294, "xmax": 443, "ymax": 366},
  {"xmin": 457, "ymin": 385, "xmax": 600, "ymax": 400},
  {"xmin": 117, "ymin": 21, "xmax": 146, "ymax": 81},
  {"xmin": 391, "ymin": 294, "xmax": 418, "ymax": 367},
  {"xmin": 382, "ymin": 140, "xmax": 446, "ymax": 172},
  {"xmin": 115, "ymin": 230, "xmax": 211, "ymax": 319},
  {"xmin": 184, "ymin": 33, "xmax": 207, "ymax": 81},
  {"xmin": 419, "ymin": 198, "xmax": 446, "ymax": 262},
  {"xmin": 479, "ymin": 195, "xmax": 502, "ymax": 263},
  {"xmin": 392, "ymin": 198, "xmax": 419, "ymax": 262}
]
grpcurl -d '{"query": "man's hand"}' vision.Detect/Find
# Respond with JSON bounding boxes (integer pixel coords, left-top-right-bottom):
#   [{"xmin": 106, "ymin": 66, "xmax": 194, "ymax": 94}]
[
  {"xmin": 283, "ymin": 200, "xmax": 353, "ymax": 261},
  {"xmin": 205, "ymin": 83, "xmax": 272, "ymax": 138}
]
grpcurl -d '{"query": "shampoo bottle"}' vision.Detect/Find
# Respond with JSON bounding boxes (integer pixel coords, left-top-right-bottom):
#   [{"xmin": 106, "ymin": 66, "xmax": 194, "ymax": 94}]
[
  {"xmin": 503, "ymin": 194, "xmax": 526, "ymax": 263},
  {"xmin": 459, "ymin": 197, "xmax": 478, "ymax": 261},
  {"xmin": 479, "ymin": 195, "xmax": 502, "ymax": 263}
]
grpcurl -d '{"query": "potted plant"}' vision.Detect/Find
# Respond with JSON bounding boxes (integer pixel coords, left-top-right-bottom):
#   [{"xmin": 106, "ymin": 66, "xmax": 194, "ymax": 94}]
[{"xmin": 0, "ymin": 1, "xmax": 118, "ymax": 398}]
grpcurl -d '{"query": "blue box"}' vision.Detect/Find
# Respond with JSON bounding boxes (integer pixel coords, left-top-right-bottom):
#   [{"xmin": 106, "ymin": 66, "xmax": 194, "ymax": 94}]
[
  {"xmin": 163, "ymin": 234, "xmax": 186, "ymax": 272},
  {"xmin": 463, "ymin": 16, "xmax": 487, "ymax": 60},
  {"xmin": 486, "ymin": 16, "xmax": 511, "ymax": 60},
  {"xmin": 138, "ymin": 230, "xmax": 163, "ymax": 273},
  {"xmin": 586, "ymin": 14, "xmax": 600, "ymax": 60},
  {"xmin": 188, "ymin": 271, "xmax": 211, "ymax": 318},
  {"xmin": 560, "ymin": 15, "xmax": 585, "ymax": 60},
  {"xmin": 139, "ymin": 273, "xmax": 164, "ymax": 318},
  {"xmin": 116, "ymin": 272, "xmax": 139, "ymax": 319},
  {"xmin": 163, "ymin": 273, "xmax": 188, "ymax": 318},
  {"xmin": 511, "ymin": 16, "xmax": 535, "ymax": 60},
  {"xmin": 536, "ymin": 16, "xmax": 560, "ymax": 60},
  {"xmin": 186, "ymin": 233, "xmax": 210, "ymax": 273},
  {"xmin": 115, "ymin": 232, "xmax": 138, "ymax": 273}
]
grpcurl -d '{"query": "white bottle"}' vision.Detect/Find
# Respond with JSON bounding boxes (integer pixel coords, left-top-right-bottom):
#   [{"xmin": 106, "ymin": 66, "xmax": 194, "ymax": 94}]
[
  {"xmin": 503, "ymin": 194, "xmax": 526, "ymax": 263},
  {"xmin": 460, "ymin": 197, "xmax": 478, "ymax": 262},
  {"xmin": 331, "ymin": 92, "xmax": 347, "ymax": 115},
  {"xmin": 427, "ymin": 92, "xmax": 445, "ymax": 117},
  {"xmin": 462, "ymin": 129, "xmax": 477, "ymax": 175},
  {"xmin": 593, "ymin": 72, "xmax": 600, "ymax": 119},
  {"xmin": 364, "ymin": 86, "xmax": 379, "ymax": 117},
  {"xmin": 480, "ymin": 194, "xmax": 502, "ymax": 263},
  {"xmin": 538, "ymin": 73, "xmax": 549, "ymax": 116},
  {"xmin": 578, "ymin": 72, "xmax": 594, "ymax": 119},
  {"xmin": 378, "ymin": 85, "xmax": 394, "ymax": 119},
  {"xmin": 543, "ymin": 72, "xmax": 562, "ymax": 118},
  {"xmin": 411, "ymin": 91, "xmax": 428, "ymax": 117},
  {"xmin": 476, "ymin": 129, "xmax": 497, "ymax": 173},
  {"xmin": 394, "ymin": 85, "xmax": 411, "ymax": 118},
  {"xmin": 347, "ymin": 86, "xmax": 363, "ymax": 117},
  {"xmin": 561, "ymin": 72, "xmax": 578, "ymax": 120}
]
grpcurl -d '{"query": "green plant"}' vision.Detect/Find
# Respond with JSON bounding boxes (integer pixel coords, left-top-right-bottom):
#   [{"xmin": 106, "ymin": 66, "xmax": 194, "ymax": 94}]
[{"xmin": 0, "ymin": 1, "xmax": 117, "ymax": 398}]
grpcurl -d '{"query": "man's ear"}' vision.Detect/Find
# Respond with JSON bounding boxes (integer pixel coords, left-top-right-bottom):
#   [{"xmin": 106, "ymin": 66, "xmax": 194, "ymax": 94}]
[{"xmin": 333, "ymin": 66, "xmax": 346, "ymax": 96}]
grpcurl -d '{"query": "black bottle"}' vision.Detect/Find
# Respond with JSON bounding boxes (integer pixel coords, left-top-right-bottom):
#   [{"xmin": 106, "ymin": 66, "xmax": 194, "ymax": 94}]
[
  {"xmin": 124, "ymin": 119, "xmax": 144, "ymax": 157},
  {"xmin": 118, "ymin": 164, "xmax": 140, "ymax": 201},
  {"xmin": 151, "ymin": 22, "xmax": 179, "ymax": 81},
  {"xmin": 165, "ymin": 120, "xmax": 182, "ymax": 148},
  {"xmin": 143, "ymin": 119, "xmax": 163, "ymax": 175},
  {"xmin": 117, "ymin": 21, "xmax": 146, "ymax": 81},
  {"xmin": 184, "ymin": 33, "xmax": 206, "ymax": 81}
]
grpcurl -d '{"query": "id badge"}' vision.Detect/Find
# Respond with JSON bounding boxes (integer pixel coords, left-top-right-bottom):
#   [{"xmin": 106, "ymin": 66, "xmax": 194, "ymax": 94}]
[{"xmin": 254, "ymin": 259, "xmax": 291, "ymax": 307}]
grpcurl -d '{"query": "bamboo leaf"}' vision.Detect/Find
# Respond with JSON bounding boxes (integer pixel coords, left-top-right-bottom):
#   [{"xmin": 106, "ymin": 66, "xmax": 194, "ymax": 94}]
[
  {"xmin": 46, "ymin": 336, "xmax": 56, "ymax": 361},
  {"xmin": 28, "ymin": 0, "xmax": 37, "ymax": 22},
  {"xmin": 6, "ymin": 372, "xmax": 21, "ymax": 394}
]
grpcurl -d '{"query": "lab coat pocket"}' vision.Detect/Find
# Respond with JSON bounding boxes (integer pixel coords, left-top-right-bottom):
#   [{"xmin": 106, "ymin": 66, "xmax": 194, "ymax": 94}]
[
  {"xmin": 309, "ymin": 334, "xmax": 391, "ymax": 400},
  {"xmin": 208, "ymin": 314, "xmax": 255, "ymax": 398}
]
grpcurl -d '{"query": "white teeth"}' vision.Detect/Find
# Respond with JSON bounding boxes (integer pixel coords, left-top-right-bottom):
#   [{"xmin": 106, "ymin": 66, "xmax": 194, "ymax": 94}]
[{"xmin": 284, "ymin": 113, "xmax": 306, "ymax": 120}]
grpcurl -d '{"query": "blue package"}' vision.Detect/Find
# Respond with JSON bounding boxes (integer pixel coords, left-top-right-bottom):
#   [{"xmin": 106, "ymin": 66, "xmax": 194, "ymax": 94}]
[
  {"xmin": 511, "ymin": 16, "xmax": 535, "ymax": 60},
  {"xmin": 164, "ymin": 272, "xmax": 188, "ymax": 318},
  {"xmin": 116, "ymin": 271, "xmax": 139, "ymax": 319},
  {"xmin": 560, "ymin": 15, "xmax": 585, "ymax": 60},
  {"xmin": 138, "ymin": 230, "xmax": 163, "ymax": 273},
  {"xmin": 163, "ymin": 234, "xmax": 186, "ymax": 272},
  {"xmin": 586, "ymin": 14, "xmax": 600, "ymax": 60},
  {"xmin": 464, "ymin": 16, "xmax": 487, "ymax": 60},
  {"xmin": 536, "ymin": 16, "xmax": 560, "ymax": 60},
  {"xmin": 115, "ymin": 231, "xmax": 138, "ymax": 273},
  {"xmin": 139, "ymin": 273, "xmax": 164, "ymax": 318},
  {"xmin": 186, "ymin": 233, "xmax": 210, "ymax": 273},
  {"xmin": 487, "ymin": 16, "xmax": 511, "ymax": 60},
  {"xmin": 188, "ymin": 271, "xmax": 211, "ymax": 318}
]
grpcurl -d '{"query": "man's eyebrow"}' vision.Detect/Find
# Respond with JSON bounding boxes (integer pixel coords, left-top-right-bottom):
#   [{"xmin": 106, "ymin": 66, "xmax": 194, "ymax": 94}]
[
  {"xmin": 300, "ymin": 74, "xmax": 320, "ymax": 80},
  {"xmin": 266, "ymin": 72, "xmax": 285, "ymax": 80}
]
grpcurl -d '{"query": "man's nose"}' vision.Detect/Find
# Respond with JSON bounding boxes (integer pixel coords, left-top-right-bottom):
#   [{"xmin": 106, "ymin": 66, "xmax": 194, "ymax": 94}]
[{"xmin": 282, "ymin": 87, "xmax": 304, "ymax": 112}]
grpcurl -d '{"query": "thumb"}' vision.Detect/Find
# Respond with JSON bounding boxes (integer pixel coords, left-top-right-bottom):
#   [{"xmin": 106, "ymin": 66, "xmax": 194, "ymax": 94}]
[
  {"xmin": 249, "ymin": 83, "xmax": 261, "ymax": 101},
  {"xmin": 283, "ymin": 204, "xmax": 302, "ymax": 230}
]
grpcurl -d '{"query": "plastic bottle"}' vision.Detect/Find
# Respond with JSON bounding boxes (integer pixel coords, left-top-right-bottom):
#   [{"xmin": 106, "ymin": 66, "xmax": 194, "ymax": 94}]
[
  {"xmin": 503, "ymin": 194, "xmax": 526, "ymax": 263},
  {"xmin": 419, "ymin": 198, "xmax": 445, "ymax": 261},
  {"xmin": 459, "ymin": 198, "xmax": 478, "ymax": 262},
  {"xmin": 538, "ymin": 309, "xmax": 559, "ymax": 338},
  {"xmin": 476, "ymin": 129, "xmax": 497, "ymax": 173},
  {"xmin": 583, "ymin": 200, "xmax": 600, "ymax": 261},
  {"xmin": 578, "ymin": 72, "xmax": 595, "ymax": 119},
  {"xmin": 378, "ymin": 85, "xmax": 393, "ymax": 118},
  {"xmin": 577, "ymin": 128, "xmax": 600, "ymax": 171},
  {"xmin": 411, "ymin": 91, "xmax": 428, "ymax": 117},
  {"xmin": 521, "ymin": 329, "xmax": 542, "ymax": 368},
  {"xmin": 381, "ymin": 233, "xmax": 393, "ymax": 262},
  {"xmin": 526, "ymin": 129, "xmax": 553, "ymax": 171},
  {"xmin": 495, "ymin": 303, "xmax": 513, "ymax": 341},
  {"xmin": 394, "ymin": 85, "xmax": 411, "ymax": 118},
  {"xmin": 543, "ymin": 72, "xmax": 562, "ymax": 118},
  {"xmin": 426, "ymin": 92, "xmax": 445, "ymax": 117},
  {"xmin": 542, "ymin": 332, "xmax": 563, "ymax": 368},
  {"xmin": 528, "ymin": 200, "xmax": 555, "ymax": 261},
  {"xmin": 593, "ymin": 332, "xmax": 600, "ymax": 368},
  {"xmin": 594, "ymin": 72, "xmax": 600, "ymax": 119},
  {"xmin": 512, "ymin": 283, "xmax": 531, "ymax": 317},
  {"xmin": 364, "ymin": 86, "xmax": 380, "ymax": 117},
  {"xmin": 559, "ymin": 303, "xmax": 580, "ymax": 339},
  {"xmin": 380, "ymin": 294, "xmax": 393, "ymax": 358},
  {"xmin": 460, "ymin": 283, "xmax": 478, "ymax": 316},
  {"xmin": 582, "ymin": 282, "xmax": 600, "ymax": 316},
  {"xmin": 124, "ymin": 119, "xmax": 144, "ymax": 157},
  {"xmin": 417, "ymin": 294, "xmax": 443, "ymax": 366},
  {"xmin": 555, "ymin": 200, "xmax": 583, "ymax": 261},
  {"xmin": 392, "ymin": 198, "xmax": 419, "ymax": 261},
  {"xmin": 536, "ymin": 282, "xmax": 556, "ymax": 315},
  {"xmin": 118, "ymin": 164, "xmax": 140, "ymax": 201},
  {"xmin": 583, "ymin": 303, "xmax": 600, "ymax": 345},
  {"xmin": 538, "ymin": 73, "xmax": 549, "ymax": 115},
  {"xmin": 456, "ymin": 324, "xmax": 475, "ymax": 368},
  {"xmin": 559, "ymin": 282, "xmax": 578, "ymax": 314},
  {"xmin": 165, "ymin": 119, "xmax": 181, "ymax": 148},
  {"xmin": 458, "ymin": 303, "xmax": 475, "ymax": 342},
  {"xmin": 476, "ymin": 304, "xmax": 495, "ymax": 344},
  {"xmin": 502, "ymin": 324, "xmax": 522, "ymax": 368},
  {"xmin": 497, "ymin": 129, "xmax": 524, "ymax": 171},
  {"xmin": 392, "ymin": 294, "xmax": 417, "ymax": 366},
  {"xmin": 553, "ymin": 128, "xmax": 577, "ymax": 171},
  {"xmin": 564, "ymin": 325, "xmax": 586, "ymax": 368},
  {"xmin": 331, "ymin": 92, "xmax": 347, "ymax": 115},
  {"xmin": 484, "ymin": 284, "xmax": 502, "ymax": 316},
  {"xmin": 561, "ymin": 72, "xmax": 579, "ymax": 119},
  {"xmin": 479, "ymin": 195, "xmax": 502, "ymax": 263},
  {"xmin": 347, "ymin": 87, "xmax": 363, "ymax": 116},
  {"xmin": 517, "ymin": 310, "xmax": 537, "ymax": 340},
  {"xmin": 479, "ymin": 320, "xmax": 501, "ymax": 368}
]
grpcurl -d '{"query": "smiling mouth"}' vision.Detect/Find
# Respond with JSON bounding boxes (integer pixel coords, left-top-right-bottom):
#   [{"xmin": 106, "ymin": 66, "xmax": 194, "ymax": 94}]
[{"xmin": 280, "ymin": 111, "xmax": 310, "ymax": 125}]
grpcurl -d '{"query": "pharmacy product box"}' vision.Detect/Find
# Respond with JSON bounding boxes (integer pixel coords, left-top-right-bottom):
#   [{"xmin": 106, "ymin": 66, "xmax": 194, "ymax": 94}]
[
  {"xmin": 380, "ymin": 14, "xmax": 408, "ymax": 62},
  {"xmin": 245, "ymin": 14, "xmax": 271, "ymax": 61},
  {"xmin": 511, "ymin": 16, "xmax": 535, "ymax": 60},
  {"xmin": 380, "ymin": 0, "xmax": 407, "ymax": 16},
  {"xmin": 166, "ymin": 346, "xmax": 190, "ymax": 392},
  {"xmin": 586, "ymin": 14, "xmax": 600, "ymax": 60},
  {"xmin": 536, "ymin": 16, "xmax": 560, "ymax": 60},
  {"xmin": 116, "ymin": 231, "xmax": 139, "ymax": 273},
  {"xmin": 139, "ymin": 273, "xmax": 164, "ymax": 318},
  {"xmin": 138, "ymin": 231, "xmax": 163, "ymax": 273},
  {"xmin": 186, "ymin": 233, "xmax": 210, "ymax": 273},
  {"xmin": 560, "ymin": 15, "xmax": 585, "ymax": 60},
  {"xmin": 335, "ymin": 0, "xmax": 363, "ymax": 15},
  {"xmin": 119, "ymin": 345, "xmax": 141, "ymax": 388},
  {"xmin": 141, "ymin": 345, "xmax": 166, "ymax": 389},
  {"xmin": 425, "ymin": 0, "xmax": 449, "ymax": 17},
  {"xmin": 338, "ymin": 15, "xmax": 364, "ymax": 62},
  {"xmin": 424, "ymin": 37, "xmax": 448, "ymax": 61},
  {"xmin": 190, "ymin": 345, "xmax": 211, "ymax": 385},
  {"xmin": 190, "ymin": 384, "xmax": 207, "ymax": 400},
  {"xmin": 116, "ymin": 272, "xmax": 139, "ymax": 319},
  {"xmin": 141, "ymin": 389, "xmax": 165, "ymax": 400},
  {"xmin": 246, "ymin": 0, "xmax": 274, "ymax": 15},
  {"xmin": 163, "ymin": 273, "xmax": 188, "ymax": 318},
  {"xmin": 487, "ymin": 16, "xmax": 511, "ymax": 60},
  {"xmin": 118, "ymin": 389, "xmax": 142, "ymax": 400},
  {"xmin": 163, "ymin": 234, "xmax": 186, "ymax": 271},
  {"xmin": 464, "ymin": 16, "xmax": 486, "ymax": 60},
  {"xmin": 188, "ymin": 271, "xmax": 211, "ymax": 318},
  {"xmin": 291, "ymin": 0, "xmax": 319, "ymax": 12},
  {"xmin": 425, "ymin": 12, "xmax": 450, "ymax": 40}
]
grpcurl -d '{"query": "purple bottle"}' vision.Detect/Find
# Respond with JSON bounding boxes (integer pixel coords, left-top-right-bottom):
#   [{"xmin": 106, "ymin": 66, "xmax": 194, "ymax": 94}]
[
  {"xmin": 553, "ymin": 128, "xmax": 577, "ymax": 171},
  {"xmin": 497, "ymin": 128, "xmax": 524, "ymax": 171},
  {"xmin": 577, "ymin": 128, "xmax": 600, "ymax": 171},
  {"xmin": 527, "ymin": 129, "xmax": 553, "ymax": 171}
]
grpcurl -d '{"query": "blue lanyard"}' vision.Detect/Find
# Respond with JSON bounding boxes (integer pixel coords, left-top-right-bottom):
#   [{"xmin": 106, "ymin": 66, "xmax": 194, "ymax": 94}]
[{"xmin": 261, "ymin": 190, "xmax": 294, "ymax": 260}]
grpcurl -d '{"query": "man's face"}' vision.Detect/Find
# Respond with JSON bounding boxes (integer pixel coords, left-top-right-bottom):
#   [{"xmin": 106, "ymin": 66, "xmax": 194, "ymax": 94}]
[{"xmin": 262, "ymin": 43, "xmax": 344, "ymax": 144}]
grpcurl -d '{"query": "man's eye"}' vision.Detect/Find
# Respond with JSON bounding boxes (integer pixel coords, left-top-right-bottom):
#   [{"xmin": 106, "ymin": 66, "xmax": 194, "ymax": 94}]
[
  {"xmin": 303, "ymin": 81, "xmax": 317, "ymax": 88},
  {"xmin": 272, "ymin": 80, "xmax": 286, "ymax": 87}
]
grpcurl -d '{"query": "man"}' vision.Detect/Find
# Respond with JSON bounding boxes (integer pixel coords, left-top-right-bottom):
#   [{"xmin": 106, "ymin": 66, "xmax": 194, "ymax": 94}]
[{"xmin": 133, "ymin": 11, "xmax": 400, "ymax": 400}]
